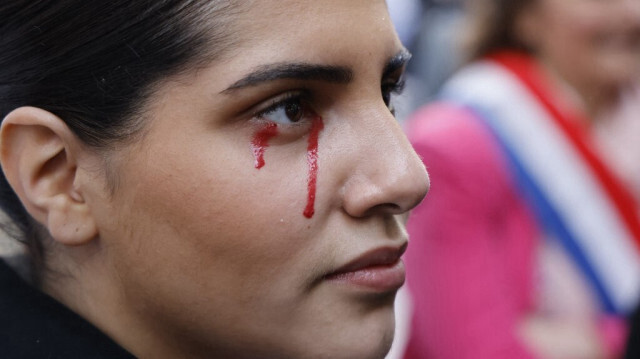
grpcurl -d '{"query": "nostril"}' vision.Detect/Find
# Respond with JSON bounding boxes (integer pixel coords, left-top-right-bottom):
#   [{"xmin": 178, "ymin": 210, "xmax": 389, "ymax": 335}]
[{"xmin": 365, "ymin": 203, "xmax": 404, "ymax": 217}]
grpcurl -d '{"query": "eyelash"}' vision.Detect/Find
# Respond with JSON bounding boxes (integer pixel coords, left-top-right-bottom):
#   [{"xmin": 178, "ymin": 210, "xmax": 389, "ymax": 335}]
[
  {"xmin": 254, "ymin": 92, "xmax": 312, "ymax": 125},
  {"xmin": 253, "ymin": 77, "xmax": 406, "ymax": 124},
  {"xmin": 382, "ymin": 78, "xmax": 406, "ymax": 115}
]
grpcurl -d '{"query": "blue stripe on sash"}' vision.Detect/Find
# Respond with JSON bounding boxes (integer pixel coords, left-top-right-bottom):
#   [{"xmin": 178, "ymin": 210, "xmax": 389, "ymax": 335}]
[{"xmin": 463, "ymin": 104, "xmax": 618, "ymax": 314}]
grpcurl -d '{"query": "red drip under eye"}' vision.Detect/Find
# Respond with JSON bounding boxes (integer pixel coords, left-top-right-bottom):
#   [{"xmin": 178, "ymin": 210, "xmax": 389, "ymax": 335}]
[
  {"xmin": 303, "ymin": 115, "xmax": 324, "ymax": 219},
  {"xmin": 251, "ymin": 122, "xmax": 278, "ymax": 169},
  {"xmin": 250, "ymin": 91, "xmax": 324, "ymax": 218}
]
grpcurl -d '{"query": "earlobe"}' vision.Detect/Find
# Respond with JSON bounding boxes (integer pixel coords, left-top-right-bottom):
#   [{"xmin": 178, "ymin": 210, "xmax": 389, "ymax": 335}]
[{"xmin": 0, "ymin": 106, "xmax": 98, "ymax": 245}]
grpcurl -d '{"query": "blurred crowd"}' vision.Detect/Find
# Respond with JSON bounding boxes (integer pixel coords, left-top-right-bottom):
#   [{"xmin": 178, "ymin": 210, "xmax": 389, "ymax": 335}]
[{"xmin": 388, "ymin": 0, "xmax": 640, "ymax": 358}]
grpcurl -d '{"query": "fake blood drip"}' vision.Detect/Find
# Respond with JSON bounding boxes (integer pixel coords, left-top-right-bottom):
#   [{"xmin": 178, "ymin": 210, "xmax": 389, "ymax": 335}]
[
  {"xmin": 251, "ymin": 122, "xmax": 278, "ymax": 169},
  {"xmin": 250, "ymin": 117, "xmax": 324, "ymax": 219},
  {"xmin": 303, "ymin": 116, "xmax": 324, "ymax": 219}
]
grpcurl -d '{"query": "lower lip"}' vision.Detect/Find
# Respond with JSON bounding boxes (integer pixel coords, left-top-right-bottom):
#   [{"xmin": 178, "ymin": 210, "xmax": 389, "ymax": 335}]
[{"xmin": 324, "ymin": 260, "xmax": 406, "ymax": 292}]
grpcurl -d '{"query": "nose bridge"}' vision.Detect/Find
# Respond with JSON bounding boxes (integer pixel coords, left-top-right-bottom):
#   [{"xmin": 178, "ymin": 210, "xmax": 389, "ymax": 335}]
[{"xmin": 341, "ymin": 103, "xmax": 429, "ymax": 217}]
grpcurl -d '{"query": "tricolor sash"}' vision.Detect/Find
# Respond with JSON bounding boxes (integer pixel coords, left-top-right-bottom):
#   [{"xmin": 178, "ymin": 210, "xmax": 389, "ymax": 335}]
[{"xmin": 440, "ymin": 52, "xmax": 640, "ymax": 315}]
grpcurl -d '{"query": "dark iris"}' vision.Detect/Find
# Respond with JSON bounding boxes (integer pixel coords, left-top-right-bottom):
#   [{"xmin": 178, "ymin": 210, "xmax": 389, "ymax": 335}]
[{"xmin": 285, "ymin": 100, "xmax": 303, "ymax": 122}]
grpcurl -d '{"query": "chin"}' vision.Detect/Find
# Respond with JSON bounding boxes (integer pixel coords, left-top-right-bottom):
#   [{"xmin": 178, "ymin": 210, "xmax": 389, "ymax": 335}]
[
  {"xmin": 350, "ymin": 328, "xmax": 395, "ymax": 359},
  {"xmin": 306, "ymin": 329, "xmax": 395, "ymax": 359},
  {"xmin": 312, "ymin": 305, "xmax": 397, "ymax": 359},
  {"xmin": 272, "ymin": 284, "xmax": 401, "ymax": 359}
]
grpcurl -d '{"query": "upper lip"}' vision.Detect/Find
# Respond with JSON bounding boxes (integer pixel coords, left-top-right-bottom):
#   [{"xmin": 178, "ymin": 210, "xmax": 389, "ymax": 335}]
[{"xmin": 327, "ymin": 242, "xmax": 408, "ymax": 277}]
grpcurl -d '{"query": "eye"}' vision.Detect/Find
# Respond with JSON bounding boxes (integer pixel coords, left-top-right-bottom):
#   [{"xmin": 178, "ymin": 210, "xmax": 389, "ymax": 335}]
[
  {"xmin": 381, "ymin": 78, "xmax": 406, "ymax": 115},
  {"xmin": 255, "ymin": 94, "xmax": 310, "ymax": 125}
]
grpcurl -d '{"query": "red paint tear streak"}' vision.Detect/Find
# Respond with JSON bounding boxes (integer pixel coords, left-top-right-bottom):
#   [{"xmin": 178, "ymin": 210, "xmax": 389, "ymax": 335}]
[
  {"xmin": 303, "ymin": 116, "xmax": 325, "ymax": 218},
  {"xmin": 251, "ymin": 123, "xmax": 278, "ymax": 169}
]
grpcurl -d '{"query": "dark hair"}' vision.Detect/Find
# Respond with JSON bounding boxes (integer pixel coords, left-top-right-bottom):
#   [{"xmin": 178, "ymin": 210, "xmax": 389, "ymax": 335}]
[
  {"xmin": 0, "ymin": 0, "xmax": 238, "ymax": 281},
  {"xmin": 461, "ymin": 0, "xmax": 535, "ymax": 61}
]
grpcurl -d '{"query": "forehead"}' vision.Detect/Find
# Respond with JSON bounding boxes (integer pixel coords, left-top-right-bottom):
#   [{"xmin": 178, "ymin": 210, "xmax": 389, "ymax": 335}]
[{"xmin": 216, "ymin": 0, "xmax": 401, "ymax": 67}]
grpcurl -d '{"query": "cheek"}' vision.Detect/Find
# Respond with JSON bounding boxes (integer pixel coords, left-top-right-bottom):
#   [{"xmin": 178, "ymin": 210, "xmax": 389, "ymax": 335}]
[
  {"xmin": 537, "ymin": 9, "xmax": 604, "ymax": 74},
  {"xmin": 98, "ymin": 148, "xmax": 324, "ymax": 344},
  {"xmin": 106, "ymin": 134, "xmax": 318, "ymax": 292},
  {"xmin": 564, "ymin": 9, "xmax": 639, "ymax": 82},
  {"xmin": 251, "ymin": 116, "xmax": 326, "ymax": 219},
  {"xmin": 561, "ymin": 5, "xmax": 622, "ymax": 51}
]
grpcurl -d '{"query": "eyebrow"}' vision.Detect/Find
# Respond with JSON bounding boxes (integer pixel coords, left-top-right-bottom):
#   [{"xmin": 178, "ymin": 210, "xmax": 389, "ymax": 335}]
[{"xmin": 221, "ymin": 49, "xmax": 411, "ymax": 94}]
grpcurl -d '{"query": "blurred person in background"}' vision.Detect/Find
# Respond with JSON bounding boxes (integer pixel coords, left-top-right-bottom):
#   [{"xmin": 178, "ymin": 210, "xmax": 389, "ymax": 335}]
[{"xmin": 403, "ymin": 0, "xmax": 640, "ymax": 358}]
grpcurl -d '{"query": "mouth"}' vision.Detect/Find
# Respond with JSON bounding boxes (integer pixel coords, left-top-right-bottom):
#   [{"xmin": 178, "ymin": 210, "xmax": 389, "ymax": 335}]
[{"xmin": 324, "ymin": 242, "xmax": 408, "ymax": 292}]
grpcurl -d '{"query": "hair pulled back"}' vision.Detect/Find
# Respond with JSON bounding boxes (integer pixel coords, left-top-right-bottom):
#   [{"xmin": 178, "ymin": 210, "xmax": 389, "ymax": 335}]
[{"xmin": 0, "ymin": 0, "xmax": 237, "ymax": 276}]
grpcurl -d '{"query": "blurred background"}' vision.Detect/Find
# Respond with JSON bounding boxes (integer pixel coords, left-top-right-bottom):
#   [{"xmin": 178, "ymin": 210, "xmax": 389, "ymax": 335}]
[
  {"xmin": 387, "ymin": 0, "xmax": 464, "ymax": 125},
  {"xmin": 0, "ymin": 1, "xmax": 637, "ymax": 358},
  {"xmin": 386, "ymin": 0, "xmax": 640, "ymax": 358}
]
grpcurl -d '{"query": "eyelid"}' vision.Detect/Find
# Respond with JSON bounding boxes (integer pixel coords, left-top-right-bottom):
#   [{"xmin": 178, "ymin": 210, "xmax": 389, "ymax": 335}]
[
  {"xmin": 252, "ymin": 90, "xmax": 311, "ymax": 120},
  {"xmin": 382, "ymin": 76, "xmax": 407, "ymax": 100},
  {"xmin": 383, "ymin": 65, "xmax": 407, "ymax": 85},
  {"xmin": 386, "ymin": 78, "xmax": 406, "ymax": 93}
]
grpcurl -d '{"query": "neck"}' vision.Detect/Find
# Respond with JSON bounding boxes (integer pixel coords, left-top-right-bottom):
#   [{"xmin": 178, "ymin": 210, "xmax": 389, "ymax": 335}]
[
  {"xmin": 42, "ymin": 243, "xmax": 220, "ymax": 359},
  {"xmin": 42, "ymin": 243, "xmax": 151, "ymax": 358}
]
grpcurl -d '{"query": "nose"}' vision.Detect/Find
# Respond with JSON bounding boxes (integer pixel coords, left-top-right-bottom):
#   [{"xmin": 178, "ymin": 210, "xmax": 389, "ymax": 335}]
[{"xmin": 340, "ymin": 106, "xmax": 429, "ymax": 218}]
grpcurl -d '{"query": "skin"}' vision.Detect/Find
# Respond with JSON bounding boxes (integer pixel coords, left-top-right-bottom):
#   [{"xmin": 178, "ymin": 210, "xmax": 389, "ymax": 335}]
[
  {"xmin": 517, "ymin": 0, "xmax": 640, "ymax": 116},
  {"xmin": 0, "ymin": 1, "xmax": 429, "ymax": 358}
]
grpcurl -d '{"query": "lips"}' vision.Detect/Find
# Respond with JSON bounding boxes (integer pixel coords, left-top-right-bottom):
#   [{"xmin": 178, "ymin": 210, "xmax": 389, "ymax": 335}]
[{"xmin": 324, "ymin": 243, "xmax": 408, "ymax": 292}]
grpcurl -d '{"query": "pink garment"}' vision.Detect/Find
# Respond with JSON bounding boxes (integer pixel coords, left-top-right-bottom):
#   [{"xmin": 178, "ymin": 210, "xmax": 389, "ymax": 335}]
[
  {"xmin": 403, "ymin": 103, "xmax": 540, "ymax": 359},
  {"xmin": 403, "ymin": 103, "xmax": 628, "ymax": 358},
  {"xmin": 401, "ymin": 52, "xmax": 633, "ymax": 359}
]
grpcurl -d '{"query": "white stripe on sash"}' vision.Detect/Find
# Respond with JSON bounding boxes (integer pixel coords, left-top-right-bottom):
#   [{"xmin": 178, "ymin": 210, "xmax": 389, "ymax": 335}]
[{"xmin": 442, "ymin": 61, "xmax": 640, "ymax": 314}]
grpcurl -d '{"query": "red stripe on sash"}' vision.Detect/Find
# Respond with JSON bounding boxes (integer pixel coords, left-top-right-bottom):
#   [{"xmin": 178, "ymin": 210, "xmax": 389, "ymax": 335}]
[{"xmin": 489, "ymin": 51, "xmax": 640, "ymax": 252}]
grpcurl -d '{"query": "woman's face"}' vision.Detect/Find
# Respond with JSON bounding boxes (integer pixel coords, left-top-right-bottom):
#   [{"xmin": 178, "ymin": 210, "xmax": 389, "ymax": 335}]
[
  {"xmin": 81, "ymin": 0, "xmax": 428, "ymax": 358},
  {"xmin": 521, "ymin": 0, "xmax": 640, "ymax": 91}
]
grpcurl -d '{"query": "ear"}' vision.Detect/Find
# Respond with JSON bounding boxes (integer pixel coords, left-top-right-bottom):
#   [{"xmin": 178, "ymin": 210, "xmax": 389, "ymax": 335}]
[{"xmin": 0, "ymin": 107, "xmax": 98, "ymax": 245}]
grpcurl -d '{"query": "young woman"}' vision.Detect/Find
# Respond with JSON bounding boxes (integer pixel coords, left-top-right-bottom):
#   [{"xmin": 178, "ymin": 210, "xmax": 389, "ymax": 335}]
[
  {"xmin": 404, "ymin": 0, "xmax": 640, "ymax": 358},
  {"xmin": 0, "ymin": 1, "xmax": 430, "ymax": 358}
]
